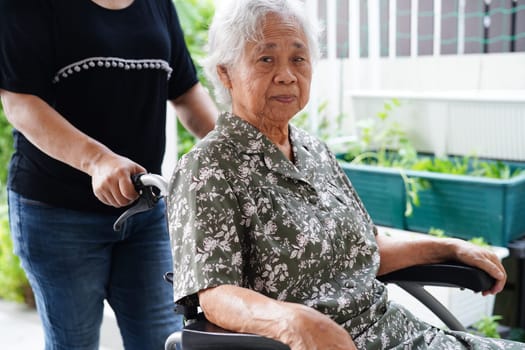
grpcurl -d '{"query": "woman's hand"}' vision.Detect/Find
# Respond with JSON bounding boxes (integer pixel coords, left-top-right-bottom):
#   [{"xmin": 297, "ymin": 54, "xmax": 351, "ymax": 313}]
[
  {"xmin": 376, "ymin": 233, "xmax": 507, "ymax": 296},
  {"xmin": 447, "ymin": 238, "xmax": 507, "ymax": 295},
  {"xmin": 88, "ymin": 152, "xmax": 146, "ymax": 208},
  {"xmin": 282, "ymin": 303, "xmax": 357, "ymax": 350}
]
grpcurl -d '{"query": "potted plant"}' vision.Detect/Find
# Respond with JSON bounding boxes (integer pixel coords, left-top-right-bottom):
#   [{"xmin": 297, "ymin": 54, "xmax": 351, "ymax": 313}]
[{"xmin": 336, "ymin": 99, "xmax": 525, "ymax": 247}]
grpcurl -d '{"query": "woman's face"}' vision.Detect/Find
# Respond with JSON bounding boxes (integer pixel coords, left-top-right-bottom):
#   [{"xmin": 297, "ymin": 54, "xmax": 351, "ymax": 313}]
[{"xmin": 219, "ymin": 13, "xmax": 312, "ymax": 128}]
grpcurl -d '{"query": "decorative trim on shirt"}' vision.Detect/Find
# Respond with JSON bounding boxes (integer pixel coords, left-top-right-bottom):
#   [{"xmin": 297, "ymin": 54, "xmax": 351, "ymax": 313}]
[{"xmin": 52, "ymin": 57, "xmax": 173, "ymax": 83}]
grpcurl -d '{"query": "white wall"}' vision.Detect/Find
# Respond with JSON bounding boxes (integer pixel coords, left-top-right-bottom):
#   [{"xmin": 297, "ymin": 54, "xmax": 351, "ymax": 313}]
[
  {"xmin": 313, "ymin": 53, "xmax": 525, "ymax": 124},
  {"xmin": 311, "ymin": 53, "xmax": 525, "ymax": 160}
]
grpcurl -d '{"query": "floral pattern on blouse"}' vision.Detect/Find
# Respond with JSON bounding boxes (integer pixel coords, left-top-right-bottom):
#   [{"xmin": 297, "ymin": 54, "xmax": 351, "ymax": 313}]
[{"xmin": 167, "ymin": 112, "xmax": 523, "ymax": 350}]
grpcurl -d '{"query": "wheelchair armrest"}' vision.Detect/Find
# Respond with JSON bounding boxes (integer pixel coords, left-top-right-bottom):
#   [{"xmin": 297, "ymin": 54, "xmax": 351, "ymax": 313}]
[
  {"xmin": 167, "ymin": 262, "xmax": 495, "ymax": 348},
  {"xmin": 165, "ymin": 270, "xmax": 290, "ymax": 349},
  {"xmin": 377, "ymin": 261, "xmax": 495, "ymax": 292},
  {"xmin": 182, "ymin": 318, "xmax": 290, "ymax": 350}
]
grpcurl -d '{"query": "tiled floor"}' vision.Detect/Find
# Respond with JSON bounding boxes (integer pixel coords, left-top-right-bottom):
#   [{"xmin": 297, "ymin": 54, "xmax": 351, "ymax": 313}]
[{"xmin": 0, "ymin": 299, "xmax": 123, "ymax": 350}]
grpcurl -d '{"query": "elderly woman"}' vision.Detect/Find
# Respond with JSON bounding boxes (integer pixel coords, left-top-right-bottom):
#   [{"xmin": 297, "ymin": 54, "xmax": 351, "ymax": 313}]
[{"xmin": 167, "ymin": 1, "xmax": 522, "ymax": 349}]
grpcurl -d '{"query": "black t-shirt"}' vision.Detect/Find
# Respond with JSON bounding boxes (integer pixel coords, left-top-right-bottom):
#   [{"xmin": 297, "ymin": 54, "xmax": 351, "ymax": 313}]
[{"xmin": 0, "ymin": 0, "xmax": 198, "ymax": 213}]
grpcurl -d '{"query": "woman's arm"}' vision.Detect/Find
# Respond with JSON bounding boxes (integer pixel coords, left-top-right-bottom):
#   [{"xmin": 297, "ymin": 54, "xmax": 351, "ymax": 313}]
[
  {"xmin": 0, "ymin": 89, "xmax": 145, "ymax": 207},
  {"xmin": 170, "ymin": 82, "xmax": 217, "ymax": 139},
  {"xmin": 375, "ymin": 233, "xmax": 506, "ymax": 295},
  {"xmin": 199, "ymin": 285, "xmax": 357, "ymax": 350}
]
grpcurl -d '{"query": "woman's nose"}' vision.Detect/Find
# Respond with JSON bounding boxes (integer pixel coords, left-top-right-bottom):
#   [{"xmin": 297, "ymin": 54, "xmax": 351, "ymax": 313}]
[{"xmin": 274, "ymin": 65, "xmax": 297, "ymax": 84}]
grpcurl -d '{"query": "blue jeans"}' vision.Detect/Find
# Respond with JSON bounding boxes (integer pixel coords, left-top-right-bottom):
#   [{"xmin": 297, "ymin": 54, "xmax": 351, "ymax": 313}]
[{"xmin": 8, "ymin": 190, "xmax": 182, "ymax": 350}]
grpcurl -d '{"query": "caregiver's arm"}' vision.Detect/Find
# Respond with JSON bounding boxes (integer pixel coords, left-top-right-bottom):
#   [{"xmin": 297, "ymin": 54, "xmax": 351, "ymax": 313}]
[
  {"xmin": 375, "ymin": 233, "xmax": 506, "ymax": 295},
  {"xmin": 0, "ymin": 90, "xmax": 145, "ymax": 207},
  {"xmin": 199, "ymin": 285, "xmax": 357, "ymax": 350},
  {"xmin": 170, "ymin": 82, "xmax": 217, "ymax": 138}
]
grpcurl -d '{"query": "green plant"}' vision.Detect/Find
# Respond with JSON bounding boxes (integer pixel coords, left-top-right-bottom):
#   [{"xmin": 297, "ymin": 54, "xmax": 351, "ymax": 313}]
[
  {"xmin": 174, "ymin": 0, "xmax": 214, "ymax": 90},
  {"xmin": 472, "ymin": 315, "xmax": 502, "ymax": 339},
  {"xmin": 343, "ymin": 99, "xmax": 425, "ymax": 216},
  {"xmin": 0, "ymin": 210, "xmax": 32, "ymax": 306},
  {"xmin": 173, "ymin": 0, "xmax": 215, "ymax": 157},
  {"xmin": 468, "ymin": 236, "xmax": 490, "ymax": 248},
  {"xmin": 292, "ymin": 101, "xmax": 345, "ymax": 143},
  {"xmin": 0, "ymin": 104, "xmax": 13, "ymax": 186},
  {"xmin": 344, "ymin": 99, "xmax": 411, "ymax": 165},
  {"xmin": 428, "ymin": 227, "xmax": 447, "ymax": 238},
  {"xmin": 343, "ymin": 99, "xmax": 524, "ymax": 216},
  {"xmin": 345, "ymin": 100, "xmax": 523, "ymax": 180},
  {"xmin": 0, "ymin": 51, "xmax": 32, "ymax": 309},
  {"xmin": 428, "ymin": 227, "xmax": 491, "ymax": 247}
]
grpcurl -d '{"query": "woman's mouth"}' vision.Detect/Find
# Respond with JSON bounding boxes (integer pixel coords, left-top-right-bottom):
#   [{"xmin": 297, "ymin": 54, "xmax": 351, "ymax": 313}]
[{"xmin": 272, "ymin": 95, "xmax": 296, "ymax": 103}]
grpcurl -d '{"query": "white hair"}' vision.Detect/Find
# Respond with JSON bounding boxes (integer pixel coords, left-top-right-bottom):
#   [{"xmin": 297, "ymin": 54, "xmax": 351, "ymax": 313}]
[{"xmin": 202, "ymin": 0, "xmax": 320, "ymax": 108}]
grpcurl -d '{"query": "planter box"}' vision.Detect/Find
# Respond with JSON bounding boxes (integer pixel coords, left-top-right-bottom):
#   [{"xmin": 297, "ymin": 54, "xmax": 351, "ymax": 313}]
[
  {"xmin": 339, "ymin": 159, "xmax": 525, "ymax": 246},
  {"xmin": 341, "ymin": 164, "xmax": 406, "ymax": 229}
]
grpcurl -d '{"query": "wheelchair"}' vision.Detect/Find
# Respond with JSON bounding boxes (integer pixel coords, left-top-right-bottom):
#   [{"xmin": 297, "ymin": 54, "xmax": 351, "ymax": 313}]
[{"xmin": 115, "ymin": 174, "xmax": 496, "ymax": 350}]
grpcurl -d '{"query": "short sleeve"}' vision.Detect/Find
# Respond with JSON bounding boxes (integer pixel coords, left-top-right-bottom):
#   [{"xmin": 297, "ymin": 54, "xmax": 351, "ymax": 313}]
[
  {"xmin": 165, "ymin": 1, "xmax": 198, "ymax": 100},
  {"xmin": 0, "ymin": 0, "xmax": 55, "ymax": 101},
  {"xmin": 167, "ymin": 152, "xmax": 246, "ymax": 305}
]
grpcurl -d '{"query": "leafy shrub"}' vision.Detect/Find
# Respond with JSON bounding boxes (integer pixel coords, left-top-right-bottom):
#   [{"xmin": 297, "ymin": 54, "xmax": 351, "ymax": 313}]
[
  {"xmin": 0, "ymin": 213, "xmax": 32, "ymax": 305},
  {"xmin": 174, "ymin": 0, "xmax": 215, "ymax": 157},
  {"xmin": 341, "ymin": 99, "xmax": 524, "ymax": 216},
  {"xmin": 0, "ymin": 104, "xmax": 13, "ymax": 187},
  {"xmin": 343, "ymin": 99, "xmax": 523, "ymax": 180},
  {"xmin": 472, "ymin": 315, "xmax": 502, "ymax": 339},
  {"xmin": 0, "ymin": 103, "xmax": 30, "ymax": 305},
  {"xmin": 292, "ymin": 101, "xmax": 346, "ymax": 143}
]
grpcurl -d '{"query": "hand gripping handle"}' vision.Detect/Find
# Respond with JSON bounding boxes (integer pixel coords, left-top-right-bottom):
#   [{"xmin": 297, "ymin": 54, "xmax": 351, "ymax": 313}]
[{"xmin": 112, "ymin": 173, "xmax": 168, "ymax": 231}]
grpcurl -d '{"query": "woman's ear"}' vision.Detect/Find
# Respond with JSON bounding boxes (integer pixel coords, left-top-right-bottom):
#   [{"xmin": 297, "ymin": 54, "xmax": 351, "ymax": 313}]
[{"xmin": 217, "ymin": 65, "xmax": 232, "ymax": 89}]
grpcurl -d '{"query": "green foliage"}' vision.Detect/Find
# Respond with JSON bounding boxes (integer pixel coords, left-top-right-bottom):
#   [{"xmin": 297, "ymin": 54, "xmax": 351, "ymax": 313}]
[
  {"xmin": 174, "ymin": 0, "xmax": 214, "ymax": 90},
  {"xmin": 428, "ymin": 227, "xmax": 491, "ymax": 247},
  {"xmin": 344, "ymin": 99, "xmax": 522, "ymax": 180},
  {"xmin": 468, "ymin": 236, "xmax": 490, "ymax": 248},
  {"xmin": 411, "ymin": 157, "xmax": 522, "ymax": 180},
  {"xmin": 472, "ymin": 315, "xmax": 502, "ymax": 339},
  {"xmin": 0, "ymin": 61, "xmax": 30, "ymax": 307},
  {"xmin": 0, "ymin": 104, "xmax": 14, "ymax": 186},
  {"xmin": 0, "ymin": 212, "xmax": 31, "ymax": 304},
  {"xmin": 428, "ymin": 227, "xmax": 447, "ymax": 238},
  {"xmin": 411, "ymin": 156, "xmax": 469, "ymax": 175},
  {"xmin": 0, "ymin": 106, "xmax": 32, "ymax": 305},
  {"xmin": 292, "ymin": 101, "xmax": 344, "ymax": 142},
  {"xmin": 173, "ymin": 0, "xmax": 215, "ymax": 158},
  {"xmin": 343, "ymin": 99, "xmax": 524, "ymax": 216},
  {"xmin": 344, "ymin": 99, "xmax": 409, "ymax": 165}
]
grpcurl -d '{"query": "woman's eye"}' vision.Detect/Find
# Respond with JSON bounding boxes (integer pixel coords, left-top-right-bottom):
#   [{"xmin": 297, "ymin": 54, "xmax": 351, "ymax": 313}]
[
  {"xmin": 259, "ymin": 56, "xmax": 273, "ymax": 63},
  {"xmin": 294, "ymin": 57, "xmax": 305, "ymax": 63}
]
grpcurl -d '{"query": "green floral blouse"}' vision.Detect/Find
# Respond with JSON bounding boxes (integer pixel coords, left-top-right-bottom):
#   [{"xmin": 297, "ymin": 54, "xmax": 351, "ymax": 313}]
[{"xmin": 168, "ymin": 112, "xmax": 523, "ymax": 349}]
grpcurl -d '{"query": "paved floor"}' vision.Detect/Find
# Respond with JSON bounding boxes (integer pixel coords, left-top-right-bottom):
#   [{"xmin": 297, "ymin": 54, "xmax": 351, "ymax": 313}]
[{"xmin": 0, "ymin": 299, "xmax": 123, "ymax": 350}]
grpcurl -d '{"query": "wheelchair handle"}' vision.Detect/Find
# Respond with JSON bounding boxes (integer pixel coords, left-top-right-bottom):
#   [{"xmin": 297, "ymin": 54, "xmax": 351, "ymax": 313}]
[
  {"xmin": 112, "ymin": 173, "xmax": 168, "ymax": 231},
  {"xmin": 137, "ymin": 173, "xmax": 169, "ymax": 196}
]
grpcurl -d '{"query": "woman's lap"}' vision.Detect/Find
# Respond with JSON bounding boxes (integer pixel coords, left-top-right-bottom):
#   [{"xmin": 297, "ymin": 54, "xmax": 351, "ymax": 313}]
[{"xmin": 353, "ymin": 302, "xmax": 524, "ymax": 349}]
